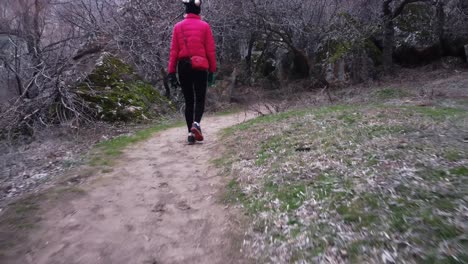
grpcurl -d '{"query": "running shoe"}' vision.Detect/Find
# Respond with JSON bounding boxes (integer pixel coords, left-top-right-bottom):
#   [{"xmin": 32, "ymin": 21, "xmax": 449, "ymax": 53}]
[
  {"xmin": 187, "ymin": 132, "xmax": 195, "ymax": 145},
  {"xmin": 191, "ymin": 122, "xmax": 204, "ymax": 141}
]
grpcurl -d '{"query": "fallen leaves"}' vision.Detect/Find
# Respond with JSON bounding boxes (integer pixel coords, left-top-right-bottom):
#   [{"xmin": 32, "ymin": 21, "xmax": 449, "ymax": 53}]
[{"xmin": 223, "ymin": 105, "xmax": 467, "ymax": 263}]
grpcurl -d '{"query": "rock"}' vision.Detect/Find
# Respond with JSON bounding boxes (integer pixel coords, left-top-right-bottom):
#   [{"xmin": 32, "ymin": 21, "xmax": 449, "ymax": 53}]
[
  {"xmin": 0, "ymin": 183, "xmax": 13, "ymax": 194},
  {"xmin": 381, "ymin": 250, "xmax": 396, "ymax": 264},
  {"xmin": 152, "ymin": 203, "xmax": 165, "ymax": 213},
  {"xmin": 32, "ymin": 173, "xmax": 48, "ymax": 180},
  {"xmin": 123, "ymin": 106, "xmax": 143, "ymax": 114},
  {"xmin": 393, "ymin": 1, "xmax": 468, "ymax": 65},
  {"xmin": 443, "ymin": 0, "xmax": 468, "ymax": 59},
  {"xmin": 394, "ymin": 2, "xmax": 441, "ymax": 65},
  {"xmin": 440, "ymin": 56, "xmax": 465, "ymax": 68},
  {"xmin": 340, "ymin": 249, "xmax": 348, "ymax": 257},
  {"xmin": 176, "ymin": 200, "xmax": 191, "ymax": 210},
  {"xmin": 74, "ymin": 53, "xmax": 173, "ymax": 122}
]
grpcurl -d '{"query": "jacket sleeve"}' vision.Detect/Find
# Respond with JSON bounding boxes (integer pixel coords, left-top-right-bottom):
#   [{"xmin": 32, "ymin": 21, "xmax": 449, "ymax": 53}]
[
  {"xmin": 168, "ymin": 26, "xmax": 179, "ymax": 74},
  {"xmin": 205, "ymin": 24, "xmax": 217, "ymax": 73}
]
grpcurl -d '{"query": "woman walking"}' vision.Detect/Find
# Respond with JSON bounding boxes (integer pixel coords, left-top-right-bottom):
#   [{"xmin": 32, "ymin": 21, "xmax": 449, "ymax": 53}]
[{"xmin": 167, "ymin": 0, "xmax": 216, "ymax": 144}]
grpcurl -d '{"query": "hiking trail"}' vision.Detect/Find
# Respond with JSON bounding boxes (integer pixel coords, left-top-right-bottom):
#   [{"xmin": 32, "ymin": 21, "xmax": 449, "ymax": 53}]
[{"xmin": 8, "ymin": 112, "xmax": 252, "ymax": 264}]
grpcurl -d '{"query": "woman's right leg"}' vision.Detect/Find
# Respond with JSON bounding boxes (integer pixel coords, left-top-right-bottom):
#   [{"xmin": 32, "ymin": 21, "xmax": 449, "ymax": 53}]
[
  {"xmin": 178, "ymin": 63, "xmax": 194, "ymax": 133},
  {"xmin": 188, "ymin": 70, "xmax": 207, "ymax": 142}
]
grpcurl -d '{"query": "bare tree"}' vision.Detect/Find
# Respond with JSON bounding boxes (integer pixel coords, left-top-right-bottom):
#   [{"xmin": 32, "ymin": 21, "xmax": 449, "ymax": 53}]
[
  {"xmin": 0, "ymin": 0, "xmax": 102, "ymax": 136},
  {"xmin": 0, "ymin": 0, "xmax": 463, "ymax": 136}
]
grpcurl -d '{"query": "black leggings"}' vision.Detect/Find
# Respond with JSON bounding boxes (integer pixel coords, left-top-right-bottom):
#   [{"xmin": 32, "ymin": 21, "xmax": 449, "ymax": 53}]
[{"xmin": 178, "ymin": 60, "xmax": 208, "ymax": 132}]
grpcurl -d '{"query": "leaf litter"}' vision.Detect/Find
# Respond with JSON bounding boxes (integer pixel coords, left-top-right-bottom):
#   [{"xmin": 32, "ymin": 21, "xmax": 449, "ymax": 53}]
[{"xmin": 223, "ymin": 105, "xmax": 467, "ymax": 263}]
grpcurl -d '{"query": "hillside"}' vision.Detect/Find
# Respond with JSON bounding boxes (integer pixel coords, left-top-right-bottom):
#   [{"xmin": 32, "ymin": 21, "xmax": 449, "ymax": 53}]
[{"xmin": 220, "ymin": 80, "xmax": 467, "ymax": 263}]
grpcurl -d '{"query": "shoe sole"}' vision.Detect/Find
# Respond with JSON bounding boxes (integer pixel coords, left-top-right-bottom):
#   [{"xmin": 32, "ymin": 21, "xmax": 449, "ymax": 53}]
[{"xmin": 190, "ymin": 127, "xmax": 204, "ymax": 141}]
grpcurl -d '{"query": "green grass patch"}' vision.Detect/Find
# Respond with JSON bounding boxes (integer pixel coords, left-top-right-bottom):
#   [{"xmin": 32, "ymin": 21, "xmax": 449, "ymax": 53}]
[
  {"xmin": 221, "ymin": 103, "xmax": 467, "ymax": 262},
  {"xmin": 347, "ymin": 239, "xmax": 386, "ymax": 263},
  {"xmin": 222, "ymin": 109, "xmax": 307, "ymax": 136},
  {"xmin": 337, "ymin": 112, "xmax": 362, "ymax": 125},
  {"xmin": 390, "ymin": 205, "xmax": 412, "ymax": 232},
  {"xmin": 421, "ymin": 210, "xmax": 461, "ymax": 240},
  {"xmin": 405, "ymin": 106, "xmax": 466, "ymax": 119},
  {"xmin": 256, "ymin": 135, "xmax": 284, "ymax": 165},
  {"xmin": 52, "ymin": 187, "xmax": 86, "ymax": 197},
  {"xmin": 312, "ymin": 105, "xmax": 356, "ymax": 118},
  {"xmin": 12, "ymin": 201, "xmax": 40, "ymax": 224},
  {"xmin": 361, "ymin": 124, "xmax": 411, "ymax": 138},
  {"xmin": 0, "ymin": 194, "xmax": 43, "ymax": 232},
  {"xmin": 0, "ymin": 186, "xmax": 88, "ymax": 258},
  {"xmin": 265, "ymin": 182, "xmax": 307, "ymax": 211},
  {"xmin": 212, "ymin": 107, "xmax": 244, "ymax": 116},
  {"xmin": 449, "ymin": 166, "xmax": 468, "ymax": 176},
  {"xmin": 224, "ymin": 179, "xmax": 246, "ymax": 203},
  {"xmin": 418, "ymin": 167, "xmax": 448, "ymax": 180},
  {"xmin": 89, "ymin": 119, "xmax": 184, "ymax": 166},
  {"xmin": 101, "ymin": 168, "xmax": 114, "ymax": 174},
  {"xmin": 224, "ymin": 179, "xmax": 269, "ymax": 214},
  {"xmin": 313, "ymin": 174, "xmax": 343, "ymax": 200},
  {"xmin": 212, "ymin": 156, "xmax": 231, "ymax": 168},
  {"xmin": 336, "ymin": 194, "xmax": 380, "ymax": 227},
  {"xmin": 444, "ymin": 149, "xmax": 464, "ymax": 162},
  {"xmin": 433, "ymin": 197, "xmax": 456, "ymax": 212},
  {"xmin": 375, "ymin": 87, "xmax": 411, "ymax": 100},
  {"xmin": 222, "ymin": 105, "xmax": 356, "ymax": 137}
]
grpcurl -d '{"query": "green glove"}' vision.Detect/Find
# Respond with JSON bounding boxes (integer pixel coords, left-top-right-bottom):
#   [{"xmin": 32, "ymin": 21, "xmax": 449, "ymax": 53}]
[{"xmin": 208, "ymin": 72, "xmax": 215, "ymax": 87}]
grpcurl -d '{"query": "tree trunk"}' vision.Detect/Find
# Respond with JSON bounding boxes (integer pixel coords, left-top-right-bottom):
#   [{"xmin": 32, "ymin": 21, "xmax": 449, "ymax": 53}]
[
  {"xmin": 228, "ymin": 67, "xmax": 237, "ymax": 103},
  {"xmin": 245, "ymin": 33, "xmax": 256, "ymax": 85},
  {"xmin": 20, "ymin": 0, "xmax": 43, "ymax": 97},
  {"xmin": 434, "ymin": 0, "xmax": 445, "ymax": 55},
  {"xmin": 14, "ymin": 44, "xmax": 24, "ymax": 97},
  {"xmin": 382, "ymin": 0, "xmax": 394, "ymax": 74},
  {"xmin": 292, "ymin": 49, "xmax": 310, "ymax": 79}
]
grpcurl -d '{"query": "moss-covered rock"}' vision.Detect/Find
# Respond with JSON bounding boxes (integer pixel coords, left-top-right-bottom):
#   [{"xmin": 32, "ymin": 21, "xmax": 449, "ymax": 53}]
[
  {"xmin": 76, "ymin": 53, "xmax": 172, "ymax": 122},
  {"xmin": 315, "ymin": 13, "xmax": 380, "ymax": 85},
  {"xmin": 394, "ymin": 3, "xmax": 442, "ymax": 65},
  {"xmin": 395, "ymin": 3, "xmax": 435, "ymax": 38}
]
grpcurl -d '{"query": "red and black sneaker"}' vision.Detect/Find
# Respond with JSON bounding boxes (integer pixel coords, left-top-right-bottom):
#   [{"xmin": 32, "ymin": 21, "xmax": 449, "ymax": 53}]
[{"xmin": 190, "ymin": 122, "xmax": 204, "ymax": 141}]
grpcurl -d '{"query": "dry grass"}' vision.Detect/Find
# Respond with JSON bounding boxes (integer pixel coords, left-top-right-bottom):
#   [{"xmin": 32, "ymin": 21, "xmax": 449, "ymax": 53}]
[{"xmin": 221, "ymin": 101, "xmax": 467, "ymax": 263}]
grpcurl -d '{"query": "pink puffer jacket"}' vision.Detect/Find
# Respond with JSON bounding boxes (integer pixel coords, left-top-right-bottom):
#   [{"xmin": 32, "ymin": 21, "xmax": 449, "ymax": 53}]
[{"xmin": 167, "ymin": 14, "xmax": 216, "ymax": 74}]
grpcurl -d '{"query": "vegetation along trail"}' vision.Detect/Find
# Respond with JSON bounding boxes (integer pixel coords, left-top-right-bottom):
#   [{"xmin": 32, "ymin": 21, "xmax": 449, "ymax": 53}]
[{"xmin": 2, "ymin": 112, "xmax": 253, "ymax": 264}]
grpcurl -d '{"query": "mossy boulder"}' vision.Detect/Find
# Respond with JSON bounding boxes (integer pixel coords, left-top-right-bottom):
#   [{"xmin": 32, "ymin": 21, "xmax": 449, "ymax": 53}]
[
  {"xmin": 392, "ymin": 1, "xmax": 468, "ymax": 65},
  {"xmin": 394, "ymin": 2, "xmax": 441, "ymax": 65},
  {"xmin": 443, "ymin": 1, "xmax": 468, "ymax": 61},
  {"xmin": 315, "ymin": 13, "xmax": 380, "ymax": 85},
  {"xmin": 395, "ymin": 2, "xmax": 435, "ymax": 42},
  {"xmin": 317, "ymin": 13, "xmax": 381, "ymax": 65},
  {"xmin": 76, "ymin": 53, "xmax": 172, "ymax": 122}
]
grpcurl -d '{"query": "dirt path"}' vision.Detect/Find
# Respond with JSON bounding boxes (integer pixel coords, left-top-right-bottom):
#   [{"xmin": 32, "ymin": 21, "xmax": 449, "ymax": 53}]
[{"xmin": 8, "ymin": 112, "xmax": 252, "ymax": 264}]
